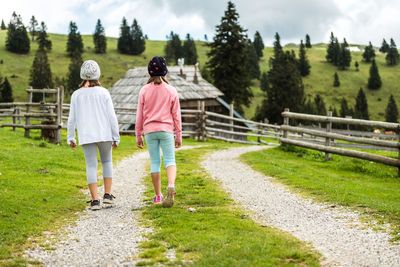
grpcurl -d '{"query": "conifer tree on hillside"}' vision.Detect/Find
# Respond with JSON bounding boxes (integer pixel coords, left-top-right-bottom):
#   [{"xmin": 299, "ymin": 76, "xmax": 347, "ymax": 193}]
[
  {"xmin": 6, "ymin": 12, "xmax": 30, "ymax": 54},
  {"xmin": 182, "ymin": 33, "xmax": 198, "ymax": 65},
  {"xmin": 1, "ymin": 19, "xmax": 6, "ymax": 30},
  {"xmin": 165, "ymin": 31, "xmax": 183, "ymax": 64},
  {"xmin": 253, "ymin": 31, "xmax": 264, "ymax": 58},
  {"xmin": 1, "ymin": 77, "xmax": 13, "ymax": 103},
  {"xmin": 131, "ymin": 19, "xmax": 145, "ymax": 55},
  {"xmin": 204, "ymin": 34, "xmax": 208, "ymax": 42},
  {"xmin": 380, "ymin": 38, "xmax": 389, "ymax": 53},
  {"xmin": 260, "ymin": 72, "xmax": 269, "ymax": 92},
  {"xmin": 298, "ymin": 40, "xmax": 311, "ymax": 76},
  {"xmin": 333, "ymin": 72, "xmax": 340, "ymax": 87},
  {"xmin": 207, "ymin": 1, "xmax": 253, "ymax": 112},
  {"xmin": 247, "ymin": 40, "xmax": 260, "ymax": 79},
  {"xmin": 362, "ymin": 42, "xmax": 375, "ymax": 62},
  {"xmin": 67, "ymin": 52, "xmax": 83, "ymax": 94},
  {"xmin": 385, "ymin": 94, "xmax": 398, "ymax": 123},
  {"xmin": 262, "ymin": 32, "xmax": 304, "ymax": 123},
  {"xmin": 314, "ymin": 94, "xmax": 327, "ymax": 115},
  {"xmin": 340, "ymin": 97, "xmax": 350, "ymax": 117},
  {"xmin": 386, "ymin": 38, "xmax": 399, "ymax": 65},
  {"xmin": 29, "ymin": 16, "xmax": 38, "ymax": 41},
  {"xmin": 338, "ymin": 38, "xmax": 351, "ymax": 70},
  {"xmin": 354, "ymin": 87, "xmax": 369, "ymax": 120},
  {"xmin": 93, "ymin": 19, "xmax": 106, "ymax": 54},
  {"xmin": 326, "ymin": 32, "xmax": 337, "ymax": 63},
  {"xmin": 118, "ymin": 17, "xmax": 132, "ymax": 54},
  {"xmin": 305, "ymin": 34, "xmax": 312, "ymax": 48},
  {"xmin": 30, "ymin": 48, "xmax": 53, "ymax": 102},
  {"xmin": 66, "ymin": 21, "xmax": 83, "ymax": 57},
  {"xmin": 367, "ymin": 59, "xmax": 382, "ymax": 90},
  {"xmin": 37, "ymin": 22, "xmax": 52, "ymax": 51}
]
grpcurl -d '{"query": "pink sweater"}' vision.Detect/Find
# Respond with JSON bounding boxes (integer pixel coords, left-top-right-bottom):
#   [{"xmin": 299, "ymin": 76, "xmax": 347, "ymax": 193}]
[{"xmin": 135, "ymin": 82, "xmax": 182, "ymax": 144}]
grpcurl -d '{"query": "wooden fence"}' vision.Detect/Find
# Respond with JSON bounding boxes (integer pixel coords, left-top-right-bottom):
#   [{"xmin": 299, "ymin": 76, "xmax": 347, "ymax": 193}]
[
  {"xmin": 280, "ymin": 108, "xmax": 400, "ymax": 174},
  {"xmin": 0, "ymin": 87, "xmax": 64, "ymax": 143}
]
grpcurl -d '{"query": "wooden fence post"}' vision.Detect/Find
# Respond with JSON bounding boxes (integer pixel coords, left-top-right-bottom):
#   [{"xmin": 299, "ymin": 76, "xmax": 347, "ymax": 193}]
[
  {"xmin": 197, "ymin": 100, "xmax": 201, "ymax": 141},
  {"xmin": 201, "ymin": 101, "xmax": 206, "ymax": 142},
  {"xmin": 345, "ymin": 116, "xmax": 352, "ymax": 134},
  {"xmin": 229, "ymin": 103, "xmax": 234, "ymax": 141},
  {"xmin": 55, "ymin": 86, "xmax": 64, "ymax": 144},
  {"xmin": 257, "ymin": 121, "xmax": 261, "ymax": 143},
  {"xmin": 283, "ymin": 108, "xmax": 289, "ymax": 139},
  {"xmin": 24, "ymin": 87, "xmax": 33, "ymax": 137},
  {"xmin": 12, "ymin": 105, "xmax": 17, "ymax": 131},
  {"xmin": 325, "ymin": 111, "xmax": 333, "ymax": 160}
]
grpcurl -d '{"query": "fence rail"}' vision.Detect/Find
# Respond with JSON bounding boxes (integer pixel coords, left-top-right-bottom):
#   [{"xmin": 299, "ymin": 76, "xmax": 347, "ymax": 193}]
[{"xmin": 281, "ymin": 108, "xmax": 400, "ymax": 174}]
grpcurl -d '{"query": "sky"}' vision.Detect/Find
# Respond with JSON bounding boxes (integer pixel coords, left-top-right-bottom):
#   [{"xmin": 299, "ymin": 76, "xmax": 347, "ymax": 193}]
[{"xmin": 0, "ymin": 0, "xmax": 399, "ymax": 46}]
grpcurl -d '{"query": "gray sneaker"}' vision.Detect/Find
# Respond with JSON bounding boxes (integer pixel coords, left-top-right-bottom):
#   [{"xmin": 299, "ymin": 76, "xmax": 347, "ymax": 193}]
[
  {"xmin": 87, "ymin": 200, "xmax": 101, "ymax": 210},
  {"xmin": 162, "ymin": 187, "xmax": 176, "ymax": 208},
  {"xmin": 103, "ymin": 193, "xmax": 116, "ymax": 205}
]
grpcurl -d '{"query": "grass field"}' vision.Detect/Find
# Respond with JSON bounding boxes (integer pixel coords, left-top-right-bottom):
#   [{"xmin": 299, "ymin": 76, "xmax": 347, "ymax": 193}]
[
  {"xmin": 0, "ymin": 127, "xmax": 139, "ymax": 266},
  {"xmin": 241, "ymin": 145, "xmax": 400, "ymax": 241},
  {"xmin": 136, "ymin": 143, "xmax": 321, "ymax": 266},
  {"xmin": 1, "ymin": 31, "xmax": 400, "ymax": 121}
]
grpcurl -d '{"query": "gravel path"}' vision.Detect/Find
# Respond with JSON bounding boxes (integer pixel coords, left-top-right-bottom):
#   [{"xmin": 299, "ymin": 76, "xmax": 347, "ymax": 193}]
[
  {"xmin": 26, "ymin": 146, "xmax": 198, "ymax": 266},
  {"xmin": 202, "ymin": 146, "xmax": 400, "ymax": 267}
]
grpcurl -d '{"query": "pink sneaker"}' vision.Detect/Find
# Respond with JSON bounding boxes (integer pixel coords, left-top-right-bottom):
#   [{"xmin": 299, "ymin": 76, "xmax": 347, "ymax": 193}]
[{"xmin": 153, "ymin": 195, "xmax": 163, "ymax": 204}]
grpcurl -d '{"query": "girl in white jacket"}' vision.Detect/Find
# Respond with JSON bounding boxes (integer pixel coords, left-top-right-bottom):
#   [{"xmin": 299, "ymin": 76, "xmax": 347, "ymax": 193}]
[{"xmin": 67, "ymin": 60, "xmax": 120, "ymax": 210}]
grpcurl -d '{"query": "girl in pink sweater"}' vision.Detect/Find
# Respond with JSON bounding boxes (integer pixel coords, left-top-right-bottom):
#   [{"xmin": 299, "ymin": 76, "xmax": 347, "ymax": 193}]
[{"xmin": 135, "ymin": 56, "xmax": 182, "ymax": 207}]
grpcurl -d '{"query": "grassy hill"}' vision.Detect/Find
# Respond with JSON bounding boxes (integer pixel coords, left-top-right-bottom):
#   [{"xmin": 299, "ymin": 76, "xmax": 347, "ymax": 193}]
[{"xmin": 1, "ymin": 30, "xmax": 400, "ymax": 121}]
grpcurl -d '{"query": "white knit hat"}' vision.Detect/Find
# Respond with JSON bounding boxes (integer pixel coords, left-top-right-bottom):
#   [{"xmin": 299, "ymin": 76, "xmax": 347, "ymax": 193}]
[{"xmin": 80, "ymin": 60, "xmax": 101, "ymax": 80}]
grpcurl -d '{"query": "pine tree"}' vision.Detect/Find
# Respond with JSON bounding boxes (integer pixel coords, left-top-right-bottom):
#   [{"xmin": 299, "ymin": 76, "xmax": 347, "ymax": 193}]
[
  {"xmin": 93, "ymin": 19, "xmax": 106, "ymax": 54},
  {"xmin": 247, "ymin": 40, "xmax": 260, "ymax": 79},
  {"xmin": 379, "ymin": 38, "xmax": 389, "ymax": 53},
  {"xmin": 314, "ymin": 94, "xmax": 327, "ymax": 115},
  {"xmin": 207, "ymin": 1, "xmax": 253, "ymax": 111},
  {"xmin": 6, "ymin": 12, "xmax": 30, "ymax": 54},
  {"xmin": 298, "ymin": 40, "xmax": 311, "ymax": 76},
  {"xmin": 367, "ymin": 59, "xmax": 382, "ymax": 90},
  {"xmin": 260, "ymin": 72, "xmax": 269, "ymax": 92},
  {"xmin": 355, "ymin": 61, "xmax": 359, "ymax": 71},
  {"xmin": 30, "ymin": 48, "xmax": 53, "ymax": 102},
  {"xmin": 305, "ymin": 34, "xmax": 312, "ymax": 48},
  {"xmin": 333, "ymin": 37, "xmax": 341, "ymax": 66},
  {"xmin": 386, "ymin": 38, "xmax": 399, "ymax": 65},
  {"xmin": 340, "ymin": 97, "xmax": 349, "ymax": 117},
  {"xmin": 37, "ymin": 22, "xmax": 52, "ymax": 51},
  {"xmin": 362, "ymin": 42, "xmax": 375, "ymax": 62},
  {"xmin": 182, "ymin": 33, "xmax": 198, "ymax": 65},
  {"xmin": 333, "ymin": 72, "xmax": 340, "ymax": 87},
  {"xmin": 354, "ymin": 87, "xmax": 369, "ymax": 120},
  {"xmin": 66, "ymin": 21, "xmax": 83, "ymax": 57},
  {"xmin": 165, "ymin": 31, "xmax": 183, "ymax": 64},
  {"xmin": 338, "ymin": 38, "xmax": 351, "ymax": 70},
  {"xmin": 326, "ymin": 32, "xmax": 336, "ymax": 63},
  {"xmin": 131, "ymin": 19, "xmax": 145, "ymax": 55},
  {"xmin": 118, "ymin": 17, "xmax": 132, "ymax": 54},
  {"xmin": 204, "ymin": 34, "xmax": 208, "ymax": 42},
  {"xmin": 253, "ymin": 31, "xmax": 264, "ymax": 58},
  {"xmin": 385, "ymin": 94, "xmax": 398, "ymax": 123},
  {"xmin": 29, "ymin": 16, "xmax": 38, "ymax": 41},
  {"xmin": 1, "ymin": 19, "xmax": 6, "ymax": 30},
  {"xmin": 67, "ymin": 52, "xmax": 83, "ymax": 94},
  {"xmin": 263, "ymin": 33, "xmax": 305, "ymax": 123},
  {"xmin": 1, "ymin": 77, "xmax": 13, "ymax": 103}
]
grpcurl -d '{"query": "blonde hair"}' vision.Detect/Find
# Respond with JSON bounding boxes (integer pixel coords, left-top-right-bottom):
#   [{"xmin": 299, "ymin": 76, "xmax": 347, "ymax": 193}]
[
  {"xmin": 79, "ymin": 80, "xmax": 102, "ymax": 88},
  {"xmin": 147, "ymin": 76, "xmax": 169, "ymax": 85}
]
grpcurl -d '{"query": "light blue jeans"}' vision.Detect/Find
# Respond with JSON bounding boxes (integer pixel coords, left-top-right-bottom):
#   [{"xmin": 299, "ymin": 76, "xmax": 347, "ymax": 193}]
[{"xmin": 145, "ymin": 131, "xmax": 176, "ymax": 173}]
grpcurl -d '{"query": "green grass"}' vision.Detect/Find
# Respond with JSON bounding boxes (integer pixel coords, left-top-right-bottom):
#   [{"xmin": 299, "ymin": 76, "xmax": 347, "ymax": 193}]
[
  {"xmin": 0, "ymin": 127, "xmax": 139, "ymax": 266},
  {"xmin": 136, "ymin": 142, "xmax": 321, "ymax": 266},
  {"xmin": 241, "ymin": 145, "xmax": 400, "ymax": 241},
  {"xmin": 1, "ymin": 31, "xmax": 399, "ymax": 121}
]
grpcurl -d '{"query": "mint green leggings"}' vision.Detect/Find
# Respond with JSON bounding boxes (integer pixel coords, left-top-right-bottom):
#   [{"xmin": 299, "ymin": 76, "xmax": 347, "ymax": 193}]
[{"xmin": 145, "ymin": 131, "xmax": 176, "ymax": 173}]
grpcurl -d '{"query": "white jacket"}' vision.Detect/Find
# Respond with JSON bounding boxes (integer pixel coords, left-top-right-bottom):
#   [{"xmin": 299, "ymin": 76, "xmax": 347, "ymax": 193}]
[{"xmin": 67, "ymin": 86, "xmax": 120, "ymax": 146}]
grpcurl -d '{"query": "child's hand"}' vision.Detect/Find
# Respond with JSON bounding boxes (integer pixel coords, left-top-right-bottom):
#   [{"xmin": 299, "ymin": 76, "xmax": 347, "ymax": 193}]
[
  {"xmin": 70, "ymin": 141, "xmax": 76, "ymax": 150},
  {"xmin": 137, "ymin": 141, "xmax": 144, "ymax": 149},
  {"xmin": 112, "ymin": 141, "xmax": 118, "ymax": 150},
  {"xmin": 175, "ymin": 140, "xmax": 182, "ymax": 148}
]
